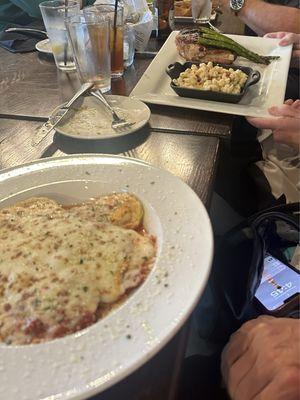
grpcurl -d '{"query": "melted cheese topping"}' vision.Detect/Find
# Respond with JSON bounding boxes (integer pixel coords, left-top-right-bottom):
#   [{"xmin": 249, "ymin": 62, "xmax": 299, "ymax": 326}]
[{"xmin": 0, "ymin": 194, "xmax": 156, "ymax": 345}]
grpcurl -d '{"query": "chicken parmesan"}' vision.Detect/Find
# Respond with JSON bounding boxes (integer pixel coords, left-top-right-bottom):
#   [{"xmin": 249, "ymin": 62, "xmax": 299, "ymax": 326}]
[{"xmin": 0, "ymin": 193, "xmax": 156, "ymax": 345}]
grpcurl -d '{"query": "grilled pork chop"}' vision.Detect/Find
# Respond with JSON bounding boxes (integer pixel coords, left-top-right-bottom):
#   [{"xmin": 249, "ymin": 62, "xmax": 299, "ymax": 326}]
[{"xmin": 175, "ymin": 29, "xmax": 236, "ymax": 64}]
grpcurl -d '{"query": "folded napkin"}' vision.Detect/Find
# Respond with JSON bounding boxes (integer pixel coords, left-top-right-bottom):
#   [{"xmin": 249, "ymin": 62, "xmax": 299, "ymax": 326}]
[{"xmin": 0, "ymin": 25, "xmax": 46, "ymax": 53}]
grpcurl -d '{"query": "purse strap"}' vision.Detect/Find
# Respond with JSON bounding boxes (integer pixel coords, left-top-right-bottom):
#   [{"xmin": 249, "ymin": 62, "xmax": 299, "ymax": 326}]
[
  {"xmin": 248, "ymin": 209, "xmax": 299, "ymax": 305},
  {"xmin": 248, "ymin": 202, "xmax": 299, "ymax": 224}
]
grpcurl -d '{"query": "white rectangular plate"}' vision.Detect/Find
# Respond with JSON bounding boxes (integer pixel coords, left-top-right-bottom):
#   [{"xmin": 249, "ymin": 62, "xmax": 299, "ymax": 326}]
[{"xmin": 131, "ymin": 31, "xmax": 292, "ymax": 117}]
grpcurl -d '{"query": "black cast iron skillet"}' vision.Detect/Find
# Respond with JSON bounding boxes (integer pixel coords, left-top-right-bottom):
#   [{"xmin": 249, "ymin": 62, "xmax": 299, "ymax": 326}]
[{"xmin": 166, "ymin": 62, "xmax": 261, "ymax": 104}]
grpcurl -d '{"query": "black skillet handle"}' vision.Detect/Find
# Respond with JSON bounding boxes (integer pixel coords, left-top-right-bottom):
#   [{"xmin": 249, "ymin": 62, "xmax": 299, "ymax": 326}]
[
  {"xmin": 246, "ymin": 70, "xmax": 261, "ymax": 88},
  {"xmin": 166, "ymin": 62, "xmax": 184, "ymax": 79}
]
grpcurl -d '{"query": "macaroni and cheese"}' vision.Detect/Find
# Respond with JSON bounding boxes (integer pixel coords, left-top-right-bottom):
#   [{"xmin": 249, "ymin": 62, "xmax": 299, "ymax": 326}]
[{"xmin": 173, "ymin": 62, "xmax": 248, "ymax": 94}]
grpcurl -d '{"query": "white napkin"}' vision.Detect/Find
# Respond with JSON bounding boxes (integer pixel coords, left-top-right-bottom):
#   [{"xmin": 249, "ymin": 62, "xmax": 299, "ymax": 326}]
[{"xmin": 122, "ymin": 0, "xmax": 153, "ymax": 50}]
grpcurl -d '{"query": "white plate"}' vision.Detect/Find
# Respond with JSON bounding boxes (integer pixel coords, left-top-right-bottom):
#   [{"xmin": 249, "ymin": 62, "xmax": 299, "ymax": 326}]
[
  {"xmin": 54, "ymin": 95, "xmax": 151, "ymax": 140},
  {"xmin": 131, "ymin": 31, "xmax": 292, "ymax": 118},
  {"xmin": 0, "ymin": 154, "xmax": 213, "ymax": 400},
  {"xmin": 35, "ymin": 38, "xmax": 52, "ymax": 54}
]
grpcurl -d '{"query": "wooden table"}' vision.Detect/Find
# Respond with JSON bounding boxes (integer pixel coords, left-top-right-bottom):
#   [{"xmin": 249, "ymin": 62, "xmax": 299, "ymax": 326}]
[{"xmin": 0, "ymin": 17, "xmax": 241, "ymax": 398}]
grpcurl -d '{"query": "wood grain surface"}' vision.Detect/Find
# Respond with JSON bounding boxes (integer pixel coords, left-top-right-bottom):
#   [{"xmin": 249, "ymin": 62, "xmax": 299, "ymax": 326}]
[
  {"xmin": 0, "ymin": 118, "xmax": 54, "ymax": 168},
  {"xmin": 0, "ymin": 29, "xmax": 238, "ymax": 138},
  {"xmin": 0, "ymin": 118, "xmax": 219, "ymax": 205},
  {"xmin": 148, "ymin": 104, "xmax": 233, "ymax": 138},
  {"xmin": 0, "ymin": 48, "xmax": 233, "ymax": 138},
  {"xmin": 0, "ymin": 49, "xmax": 151, "ymax": 119},
  {"xmin": 0, "ymin": 51, "xmax": 70, "ymax": 118},
  {"xmin": 125, "ymin": 132, "xmax": 219, "ymax": 205}
]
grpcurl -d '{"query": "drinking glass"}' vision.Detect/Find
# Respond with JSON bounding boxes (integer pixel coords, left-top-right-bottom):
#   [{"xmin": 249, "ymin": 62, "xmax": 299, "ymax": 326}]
[
  {"xmin": 65, "ymin": 13, "xmax": 111, "ymax": 92},
  {"xmin": 157, "ymin": 0, "xmax": 174, "ymax": 39},
  {"xmin": 39, "ymin": 0, "xmax": 80, "ymax": 71},
  {"xmin": 84, "ymin": 4, "xmax": 124, "ymax": 78},
  {"xmin": 191, "ymin": 0, "xmax": 212, "ymax": 22},
  {"xmin": 124, "ymin": 23, "xmax": 135, "ymax": 68}
]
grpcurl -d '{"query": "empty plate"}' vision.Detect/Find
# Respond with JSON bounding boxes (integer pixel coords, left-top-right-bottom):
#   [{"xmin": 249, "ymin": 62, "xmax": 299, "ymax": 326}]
[{"xmin": 53, "ymin": 95, "xmax": 151, "ymax": 140}]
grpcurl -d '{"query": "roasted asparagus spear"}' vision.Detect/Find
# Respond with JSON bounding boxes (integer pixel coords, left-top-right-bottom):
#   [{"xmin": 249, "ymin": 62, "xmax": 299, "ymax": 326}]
[{"xmin": 198, "ymin": 27, "xmax": 280, "ymax": 65}]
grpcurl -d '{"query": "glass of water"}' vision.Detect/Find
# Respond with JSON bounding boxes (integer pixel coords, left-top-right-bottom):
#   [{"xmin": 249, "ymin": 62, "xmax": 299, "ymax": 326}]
[
  {"xmin": 40, "ymin": 0, "xmax": 80, "ymax": 71},
  {"xmin": 124, "ymin": 23, "xmax": 135, "ymax": 68},
  {"xmin": 65, "ymin": 13, "xmax": 111, "ymax": 92}
]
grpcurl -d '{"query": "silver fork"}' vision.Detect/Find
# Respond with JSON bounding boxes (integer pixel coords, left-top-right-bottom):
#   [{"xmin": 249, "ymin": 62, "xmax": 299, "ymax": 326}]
[
  {"xmin": 206, "ymin": 20, "xmax": 221, "ymax": 33},
  {"xmin": 90, "ymin": 89, "xmax": 134, "ymax": 131}
]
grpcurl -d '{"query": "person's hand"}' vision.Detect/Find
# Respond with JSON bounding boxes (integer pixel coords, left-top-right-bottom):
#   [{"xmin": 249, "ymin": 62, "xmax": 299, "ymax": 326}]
[
  {"xmin": 264, "ymin": 32, "xmax": 300, "ymax": 66},
  {"xmin": 247, "ymin": 100, "xmax": 300, "ymax": 150},
  {"xmin": 221, "ymin": 315, "xmax": 300, "ymax": 400}
]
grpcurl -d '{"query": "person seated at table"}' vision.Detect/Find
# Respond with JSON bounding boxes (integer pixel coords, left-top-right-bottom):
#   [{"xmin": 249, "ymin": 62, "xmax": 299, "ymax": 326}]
[
  {"xmin": 183, "ymin": 32, "xmax": 299, "ymax": 399},
  {"xmin": 184, "ymin": 98, "xmax": 299, "ymax": 395},
  {"xmin": 0, "ymin": 0, "xmax": 94, "ymax": 31},
  {"xmin": 222, "ymin": 316, "xmax": 300, "ymax": 400},
  {"xmin": 217, "ymin": 0, "xmax": 300, "ymax": 36},
  {"xmin": 218, "ymin": 0, "xmax": 299, "ymax": 99},
  {"xmin": 247, "ymin": 100, "xmax": 299, "ymax": 203},
  {"xmin": 247, "ymin": 32, "xmax": 299, "ymax": 203},
  {"xmin": 214, "ymin": 30, "xmax": 299, "ymax": 219},
  {"xmin": 0, "ymin": 0, "xmax": 46, "ymax": 31},
  {"xmin": 212, "ymin": 1, "xmax": 299, "ymax": 213}
]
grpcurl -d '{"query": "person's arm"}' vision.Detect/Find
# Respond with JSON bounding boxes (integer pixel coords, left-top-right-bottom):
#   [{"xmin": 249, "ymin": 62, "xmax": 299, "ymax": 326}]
[
  {"xmin": 221, "ymin": 316, "xmax": 300, "ymax": 400},
  {"xmin": 9, "ymin": 0, "xmax": 44, "ymax": 17},
  {"xmin": 218, "ymin": 0, "xmax": 300, "ymax": 36},
  {"xmin": 8, "ymin": 0, "xmax": 95, "ymax": 17}
]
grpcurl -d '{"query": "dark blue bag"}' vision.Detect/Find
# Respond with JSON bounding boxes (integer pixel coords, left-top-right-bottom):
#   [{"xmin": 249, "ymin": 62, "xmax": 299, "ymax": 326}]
[{"xmin": 195, "ymin": 202, "xmax": 299, "ymax": 346}]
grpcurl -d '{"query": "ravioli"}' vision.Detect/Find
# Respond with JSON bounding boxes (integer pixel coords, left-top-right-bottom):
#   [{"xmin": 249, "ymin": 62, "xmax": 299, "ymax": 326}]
[
  {"xmin": 0, "ymin": 194, "xmax": 156, "ymax": 345},
  {"xmin": 68, "ymin": 192, "xmax": 144, "ymax": 230}
]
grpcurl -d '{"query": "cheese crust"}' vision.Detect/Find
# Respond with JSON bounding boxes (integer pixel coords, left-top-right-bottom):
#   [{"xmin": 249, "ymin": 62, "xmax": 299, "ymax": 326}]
[{"xmin": 0, "ymin": 194, "xmax": 156, "ymax": 345}]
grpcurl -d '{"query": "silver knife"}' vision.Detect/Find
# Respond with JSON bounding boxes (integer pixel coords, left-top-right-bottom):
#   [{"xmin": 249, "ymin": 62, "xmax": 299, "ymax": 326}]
[{"xmin": 32, "ymin": 82, "xmax": 94, "ymax": 146}]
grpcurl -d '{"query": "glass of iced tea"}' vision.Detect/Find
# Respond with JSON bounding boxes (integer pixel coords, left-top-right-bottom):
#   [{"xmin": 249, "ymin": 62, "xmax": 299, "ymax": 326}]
[{"xmin": 84, "ymin": 3, "xmax": 124, "ymax": 78}]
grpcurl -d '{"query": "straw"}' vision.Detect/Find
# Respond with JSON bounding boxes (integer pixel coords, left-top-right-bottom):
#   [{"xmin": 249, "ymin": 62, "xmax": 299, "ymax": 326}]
[
  {"xmin": 113, "ymin": 0, "xmax": 119, "ymax": 29},
  {"xmin": 64, "ymin": 0, "xmax": 69, "ymax": 66},
  {"xmin": 112, "ymin": 0, "xmax": 119, "ymax": 60}
]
